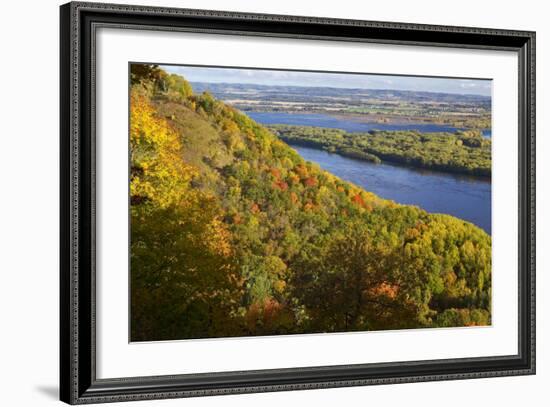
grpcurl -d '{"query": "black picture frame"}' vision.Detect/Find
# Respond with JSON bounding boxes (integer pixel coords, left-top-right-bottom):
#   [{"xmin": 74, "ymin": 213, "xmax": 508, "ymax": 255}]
[{"xmin": 60, "ymin": 1, "xmax": 536, "ymax": 404}]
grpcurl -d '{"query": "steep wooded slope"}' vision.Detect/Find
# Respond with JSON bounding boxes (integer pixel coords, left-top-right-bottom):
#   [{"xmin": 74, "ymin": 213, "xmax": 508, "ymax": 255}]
[{"xmin": 130, "ymin": 65, "xmax": 491, "ymax": 341}]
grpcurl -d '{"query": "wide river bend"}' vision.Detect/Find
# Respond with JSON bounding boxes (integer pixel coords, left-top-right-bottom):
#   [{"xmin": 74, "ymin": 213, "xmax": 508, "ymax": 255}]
[{"xmin": 248, "ymin": 112, "xmax": 492, "ymax": 234}]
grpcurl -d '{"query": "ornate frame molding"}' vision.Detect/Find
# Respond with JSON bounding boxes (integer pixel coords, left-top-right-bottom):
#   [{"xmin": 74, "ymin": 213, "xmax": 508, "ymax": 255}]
[{"xmin": 60, "ymin": 2, "xmax": 535, "ymax": 404}]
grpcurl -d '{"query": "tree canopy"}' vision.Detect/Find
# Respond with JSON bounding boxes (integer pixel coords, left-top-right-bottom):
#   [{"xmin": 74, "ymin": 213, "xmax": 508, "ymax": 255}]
[{"xmin": 269, "ymin": 124, "xmax": 491, "ymax": 177}]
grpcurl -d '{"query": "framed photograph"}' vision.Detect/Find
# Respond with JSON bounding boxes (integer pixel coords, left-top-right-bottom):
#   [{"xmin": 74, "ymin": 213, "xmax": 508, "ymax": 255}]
[{"xmin": 60, "ymin": 1, "xmax": 535, "ymax": 404}]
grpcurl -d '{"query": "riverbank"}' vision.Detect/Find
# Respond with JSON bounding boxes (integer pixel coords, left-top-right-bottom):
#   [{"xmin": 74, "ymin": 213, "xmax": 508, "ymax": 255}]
[
  {"xmin": 247, "ymin": 111, "xmax": 491, "ymax": 138},
  {"xmin": 293, "ymin": 145, "xmax": 491, "ymax": 234},
  {"xmin": 329, "ymin": 111, "xmax": 491, "ymax": 132},
  {"xmin": 269, "ymin": 124, "xmax": 491, "ymax": 178}
]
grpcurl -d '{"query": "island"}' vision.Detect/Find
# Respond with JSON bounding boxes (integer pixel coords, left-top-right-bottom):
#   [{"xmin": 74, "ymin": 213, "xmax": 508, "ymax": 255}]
[{"xmin": 268, "ymin": 124, "xmax": 491, "ymax": 177}]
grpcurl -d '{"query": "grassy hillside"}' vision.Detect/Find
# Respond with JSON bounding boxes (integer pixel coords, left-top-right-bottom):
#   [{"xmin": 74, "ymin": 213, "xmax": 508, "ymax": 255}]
[{"xmin": 129, "ymin": 64, "xmax": 491, "ymax": 341}]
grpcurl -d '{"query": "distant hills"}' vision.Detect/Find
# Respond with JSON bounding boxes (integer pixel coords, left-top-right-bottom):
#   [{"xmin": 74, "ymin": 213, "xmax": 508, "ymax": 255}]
[
  {"xmin": 190, "ymin": 81, "xmax": 491, "ymax": 130},
  {"xmin": 191, "ymin": 81, "xmax": 492, "ymax": 104}
]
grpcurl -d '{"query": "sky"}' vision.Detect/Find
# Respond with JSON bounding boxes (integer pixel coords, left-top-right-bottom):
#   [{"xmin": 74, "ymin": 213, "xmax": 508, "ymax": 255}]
[{"xmin": 161, "ymin": 65, "xmax": 492, "ymax": 97}]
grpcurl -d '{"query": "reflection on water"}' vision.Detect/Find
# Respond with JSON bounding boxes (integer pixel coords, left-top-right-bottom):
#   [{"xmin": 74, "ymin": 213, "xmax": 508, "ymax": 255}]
[{"xmin": 293, "ymin": 146, "xmax": 491, "ymax": 234}]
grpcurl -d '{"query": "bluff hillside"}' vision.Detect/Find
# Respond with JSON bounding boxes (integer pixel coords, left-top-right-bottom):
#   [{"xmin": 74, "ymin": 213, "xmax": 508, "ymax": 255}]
[{"xmin": 130, "ymin": 65, "xmax": 491, "ymax": 341}]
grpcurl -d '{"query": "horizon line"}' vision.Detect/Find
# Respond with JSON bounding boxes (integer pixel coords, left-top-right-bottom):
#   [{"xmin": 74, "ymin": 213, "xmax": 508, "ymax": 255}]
[
  {"xmin": 156, "ymin": 63, "xmax": 492, "ymax": 98},
  {"xmin": 187, "ymin": 80, "xmax": 492, "ymax": 98}
]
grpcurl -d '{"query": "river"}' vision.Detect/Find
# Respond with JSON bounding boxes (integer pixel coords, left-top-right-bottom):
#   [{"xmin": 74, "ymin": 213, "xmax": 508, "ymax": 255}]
[
  {"xmin": 293, "ymin": 146, "xmax": 491, "ymax": 234},
  {"xmin": 248, "ymin": 112, "xmax": 492, "ymax": 234},
  {"xmin": 247, "ymin": 112, "xmax": 492, "ymax": 138}
]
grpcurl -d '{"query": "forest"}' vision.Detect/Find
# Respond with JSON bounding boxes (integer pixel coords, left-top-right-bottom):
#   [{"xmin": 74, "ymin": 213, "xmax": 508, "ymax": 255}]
[
  {"xmin": 269, "ymin": 124, "xmax": 491, "ymax": 177},
  {"xmin": 130, "ymin": 64, "xmax": 492, "ymax": 341}
]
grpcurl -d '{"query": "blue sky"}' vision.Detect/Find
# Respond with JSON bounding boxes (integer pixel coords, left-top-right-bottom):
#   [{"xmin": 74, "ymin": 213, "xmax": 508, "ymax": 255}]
[{"xmin": 161, "ymin": 65, "xmax": 492, "ymax": 97}]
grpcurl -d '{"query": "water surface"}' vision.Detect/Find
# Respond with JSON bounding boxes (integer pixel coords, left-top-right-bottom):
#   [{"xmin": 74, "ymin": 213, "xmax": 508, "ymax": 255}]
[
  {"xmin": 248, "ymin": 111, "xmax": 492, "ymax": 138},
  {"xmin": 293, "ymin": 146, "xmax": 491, "ymax": 234}
]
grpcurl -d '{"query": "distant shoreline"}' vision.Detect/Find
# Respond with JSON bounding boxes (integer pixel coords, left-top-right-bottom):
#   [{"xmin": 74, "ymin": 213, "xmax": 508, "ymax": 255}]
[
  {"xmin": 240, "ymin": 109, "xmax": 491, "ymax": 134},
  {"xmin": 267, "ymin": 123, "xmax": 492, "ymax": 179},
  {"xmin": 286, "ymin": 140, "xmax": 491, "ymax": 182}
]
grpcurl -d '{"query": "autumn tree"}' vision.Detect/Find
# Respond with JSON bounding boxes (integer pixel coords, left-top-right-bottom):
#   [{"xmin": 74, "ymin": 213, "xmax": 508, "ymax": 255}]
[
  {"xmin": 128, "ymin": 64, "xmax": 492, "ymax": 340},
  {"xmin": 130, "ymin": 85, "xmax": 243, "ymax": 341}
]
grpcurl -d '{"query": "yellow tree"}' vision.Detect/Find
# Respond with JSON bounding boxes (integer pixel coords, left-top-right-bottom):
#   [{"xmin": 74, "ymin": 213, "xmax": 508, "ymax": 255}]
[{"xmin": 130, "ymin": 88, "xmax": 244, "ymax": 341}]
